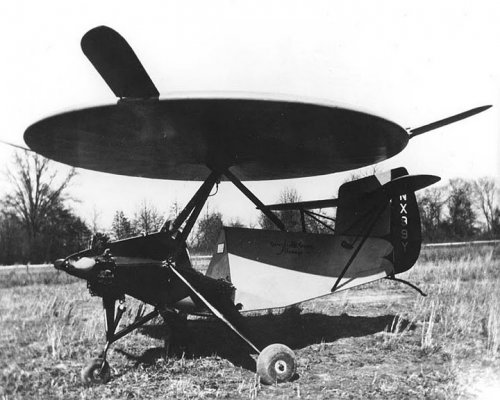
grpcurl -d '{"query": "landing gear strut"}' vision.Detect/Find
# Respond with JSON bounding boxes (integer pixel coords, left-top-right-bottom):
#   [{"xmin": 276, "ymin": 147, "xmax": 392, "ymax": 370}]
[
  {"xmin": 81, "ymin": 296, "xmax": 160, "ymax": 384},
  {"xmin": 159, "ymin": 308, "xmax": 191, "ymax": 358},
  {"xmin": 167, "ymin": 261, "xmax": 297, "ymax": 384}
]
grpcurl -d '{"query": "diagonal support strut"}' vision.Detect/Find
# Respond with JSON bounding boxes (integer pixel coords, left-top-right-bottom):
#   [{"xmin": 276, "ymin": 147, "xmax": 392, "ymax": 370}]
[{"xmin": 221, "ymin": 168, "xmax": 286, "ymax": 232}]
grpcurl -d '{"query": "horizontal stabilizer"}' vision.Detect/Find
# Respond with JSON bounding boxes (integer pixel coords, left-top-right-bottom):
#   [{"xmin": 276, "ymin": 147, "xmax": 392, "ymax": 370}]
[
  {"xmin": 265, "ymin": 198, "xmax": 338, "ymax": 211},
  {"xmin": 81, "ymin": 26, "xmax": 159, "ymax": 99},
  {"xmin": 263, "ymin": 174, "xmax": 438, "ymax": 212},
  {"xmin": 409, "ymin": 105, "xmax": 491, "ymax": 138},
  {"xmin": 379, "ymin": 174, "xmax": 440, "ymax": 198},
  {"xmin": 334, "ymin": 168, "xmax": 435, "ymax": 275}
]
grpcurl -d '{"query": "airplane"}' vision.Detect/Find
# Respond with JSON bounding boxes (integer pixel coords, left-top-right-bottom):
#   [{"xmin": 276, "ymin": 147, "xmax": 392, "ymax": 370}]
[{"xmin": 18, "ymin": 26, "xmax": 490, "ymax": 385}]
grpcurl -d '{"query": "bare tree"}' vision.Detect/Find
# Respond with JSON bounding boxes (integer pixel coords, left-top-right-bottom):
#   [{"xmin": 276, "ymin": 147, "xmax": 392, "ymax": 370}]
[
  {"xmin": 192, "ymin": 211, "xmax": 223, "ymax": 253},
  {"xmin": 258, "ymin": 187, "xmax": 301, "ymax": 231},
  {"xmin": 343, "ymin": 165, "xmax": 379, "ymax": 184},
  {"xmin": 446, "ymin": 178, "xmax": 477, "ymax": 240},
  {"xmin": 1, "ymin": 151, "xmax": 89, "ymax": 262},
  {"xmin": 417, "ymin": 186, "xmax": 447, "ymax": 242},
  {"xmin": 473, "ymin": 177, "xmax": 498, "ymax": 236},
  {"xmin": 227, "ymin": 218, "xmax": 245, "ymax": 228},
  {"xmin": 258, "ymin": 211, "xmax": 279, "ymax": 231},
  {"xmin": 258, "ymin": 187, "xmax": 334, "ymax": 233},
  {"xmin": 3, "ymin": 151, "xmax": 75, "ymax": 240},
  {"xmin": 278, "ymin": 187, "xmax": 302, "ymax": 231},
  {"xmin": 111, "ymin": 210, "xmax": 133, "ymax": 240},
  {"xmin": 168, "ymin": 199, "xmax": 182, "ymax": 221},
  {"xmin": 89, "ymin": 205, "xmax": 102, "ymax": 235},
  {"xmin": 132, "ymin": 200, "xmax": 163, "ymax": 235}
]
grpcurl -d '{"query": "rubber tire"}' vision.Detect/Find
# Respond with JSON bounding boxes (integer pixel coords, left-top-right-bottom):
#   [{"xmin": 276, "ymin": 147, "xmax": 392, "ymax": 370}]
[
  {"xmin": 256, "ymin": 344, "xmax": 296, "ymax": 384},
  {"xmin": 81, "ymin": 358, "xmax": 111, "ymax": 384}
]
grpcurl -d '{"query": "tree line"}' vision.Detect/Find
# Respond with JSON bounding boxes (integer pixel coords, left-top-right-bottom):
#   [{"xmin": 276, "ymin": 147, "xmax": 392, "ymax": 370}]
[
  {"xmin": 0, "ymin": 152, "xmax": 236, "ymax": 263},
  {"xmin": 417, "ymin": 177, "xmax": 499, "ymax": 242},
  {"xmin": 1, "ymin": 152, "xmax": 498, "ymax": 264},
  {"xmin": 0, "ymin": 152, "xmax": 89, "ymax": 264}
]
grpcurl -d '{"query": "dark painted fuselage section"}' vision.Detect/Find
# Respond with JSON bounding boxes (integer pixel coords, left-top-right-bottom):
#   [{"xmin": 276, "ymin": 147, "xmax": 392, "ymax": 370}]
[{"xmin": 57, "ymin": 231, "xmax": 233, "ymax": 313}]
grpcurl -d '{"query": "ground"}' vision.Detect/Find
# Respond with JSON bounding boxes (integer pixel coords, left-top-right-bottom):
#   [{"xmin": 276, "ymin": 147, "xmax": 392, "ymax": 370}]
[{"xmin": 0, "ymin": 245, "xmax": 499, "ymax": 399}]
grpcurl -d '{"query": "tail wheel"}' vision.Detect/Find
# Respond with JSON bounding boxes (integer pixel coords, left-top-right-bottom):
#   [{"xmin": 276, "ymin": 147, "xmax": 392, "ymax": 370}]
[
  {"xmin": 256, "ymin": 343, "xmax": 296, "ymax": 384},
  {"xmin": 81, "ymin": 358, "xmax": 111, "ymax": 384}
]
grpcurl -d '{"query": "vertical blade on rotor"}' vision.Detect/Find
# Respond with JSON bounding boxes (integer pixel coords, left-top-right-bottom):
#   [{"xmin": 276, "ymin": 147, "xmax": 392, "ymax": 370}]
[{"xmin": 81, "ymin": 26, "xmax": 160, "ymax": 99}]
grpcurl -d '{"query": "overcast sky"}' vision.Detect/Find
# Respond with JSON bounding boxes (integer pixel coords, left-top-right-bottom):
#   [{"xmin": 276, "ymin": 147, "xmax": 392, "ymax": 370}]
[{"xmin": 0, "ymin": 0, "xmax": 499, "ymax": 228}]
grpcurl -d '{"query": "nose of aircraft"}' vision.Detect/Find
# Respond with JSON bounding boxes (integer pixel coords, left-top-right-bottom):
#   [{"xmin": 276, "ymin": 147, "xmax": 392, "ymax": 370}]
[
  {"xmin": 54, "ymin": 257, "xmax": 97, "ymax": 274},
  {"xmin": 54, "ymin": 259, "xmax": 66, "ymax": 270},
  {"xmin": 71, "ymin": 257, "xmax": 96, "ymax": 271}
]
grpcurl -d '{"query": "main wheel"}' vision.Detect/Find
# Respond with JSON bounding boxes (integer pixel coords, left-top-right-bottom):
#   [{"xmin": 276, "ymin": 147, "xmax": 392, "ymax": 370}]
[
  {"xmin": 81, "ymin": 358, "xmax": 111, "ymax": 384},
  {"xmin": 256, "ymin": 344, "xmax": 296, "ymax": 384}
]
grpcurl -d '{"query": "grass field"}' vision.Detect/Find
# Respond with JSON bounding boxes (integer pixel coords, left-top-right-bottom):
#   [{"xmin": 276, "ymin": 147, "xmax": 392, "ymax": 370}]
[{"xmin": 1, "ymin": 245, "xmax": 499, "ymax": 399}]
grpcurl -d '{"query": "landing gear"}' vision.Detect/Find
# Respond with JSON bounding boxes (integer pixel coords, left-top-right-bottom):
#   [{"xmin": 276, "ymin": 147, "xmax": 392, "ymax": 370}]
[
  {"xmin": 81, "ymin": 358, "xmax": 111, "ymax": 384},
  {"xmin": 167, "ymin": 262, "xmax": 297, "ymax": 384},
  {"xmin": 81, "ymin": 296, "xmax": 160, "ymax": 384},
  {"xmin": 256, "ymin": 344, "xmax": 296, "ymax": 385},
  {"xmin": 159, "ymin": 308, "xmax": 191, "ymax": 358},
  {"xmin": 81, "ymin": 255, "xmax": 297, "ymax": 385}
]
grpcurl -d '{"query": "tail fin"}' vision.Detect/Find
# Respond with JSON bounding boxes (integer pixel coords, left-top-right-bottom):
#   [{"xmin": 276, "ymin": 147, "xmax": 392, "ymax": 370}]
[
  {"xmin": 389, "ymin": 169, "xmax": 421, "ymax": 274},
  {"xmin": 336, "ymin": 168, "xmax": 439, "ymax": 275}
]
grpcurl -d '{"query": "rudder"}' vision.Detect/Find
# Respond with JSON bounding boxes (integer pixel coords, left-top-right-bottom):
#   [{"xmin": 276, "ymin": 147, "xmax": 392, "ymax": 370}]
[{"xmin": 336, "ymin": 167, "xmax": 438, "ymax": 276}]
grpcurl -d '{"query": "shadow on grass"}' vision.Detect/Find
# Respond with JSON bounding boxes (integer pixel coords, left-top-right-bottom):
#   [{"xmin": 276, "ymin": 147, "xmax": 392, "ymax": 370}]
[{"xmin": 117, "ymin": 309, "xmax": 411, "ymax": 372}]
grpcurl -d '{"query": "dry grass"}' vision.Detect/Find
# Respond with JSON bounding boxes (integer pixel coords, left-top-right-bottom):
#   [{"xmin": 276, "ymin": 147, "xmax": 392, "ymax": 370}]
[
  {"xmin": 0, "ymin": 245, "xmax": 499, "ymax": 399},
  {"xmin": 405, "ymin": 246, "xmax": 500, "ymax": 358},
  {"xmin": 0, "ymin": 267, "xmax": 79, "ymax": 288}
]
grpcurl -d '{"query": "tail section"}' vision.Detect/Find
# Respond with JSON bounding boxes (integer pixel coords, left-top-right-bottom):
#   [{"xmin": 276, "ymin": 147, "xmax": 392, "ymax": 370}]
[
  {"xmin": 335, "ymin": 167, "xmax": 439, "ymax": 275},
  {"xmin": 205, "ymin": 167, "xmax": 438, "ymax": 311},
  {"xmin": 388, "ymin": 169, "xmax": 422, "ymax": 274}
]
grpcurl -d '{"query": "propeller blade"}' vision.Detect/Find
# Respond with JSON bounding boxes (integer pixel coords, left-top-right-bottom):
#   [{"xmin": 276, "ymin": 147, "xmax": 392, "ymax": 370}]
[
  {"xmin": 409, "ymin": 105, "xmax": 491, "ymax": 138},
  {"xmin": 81, "ymin": 26, "xmax": 159, "ymax": 99}
]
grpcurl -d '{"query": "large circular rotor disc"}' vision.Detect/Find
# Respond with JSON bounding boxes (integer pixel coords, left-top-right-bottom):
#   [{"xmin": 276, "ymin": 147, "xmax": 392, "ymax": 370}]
[{"xmin": 24, "ymin": 97, "xmax": 409, "ymax": 181}]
